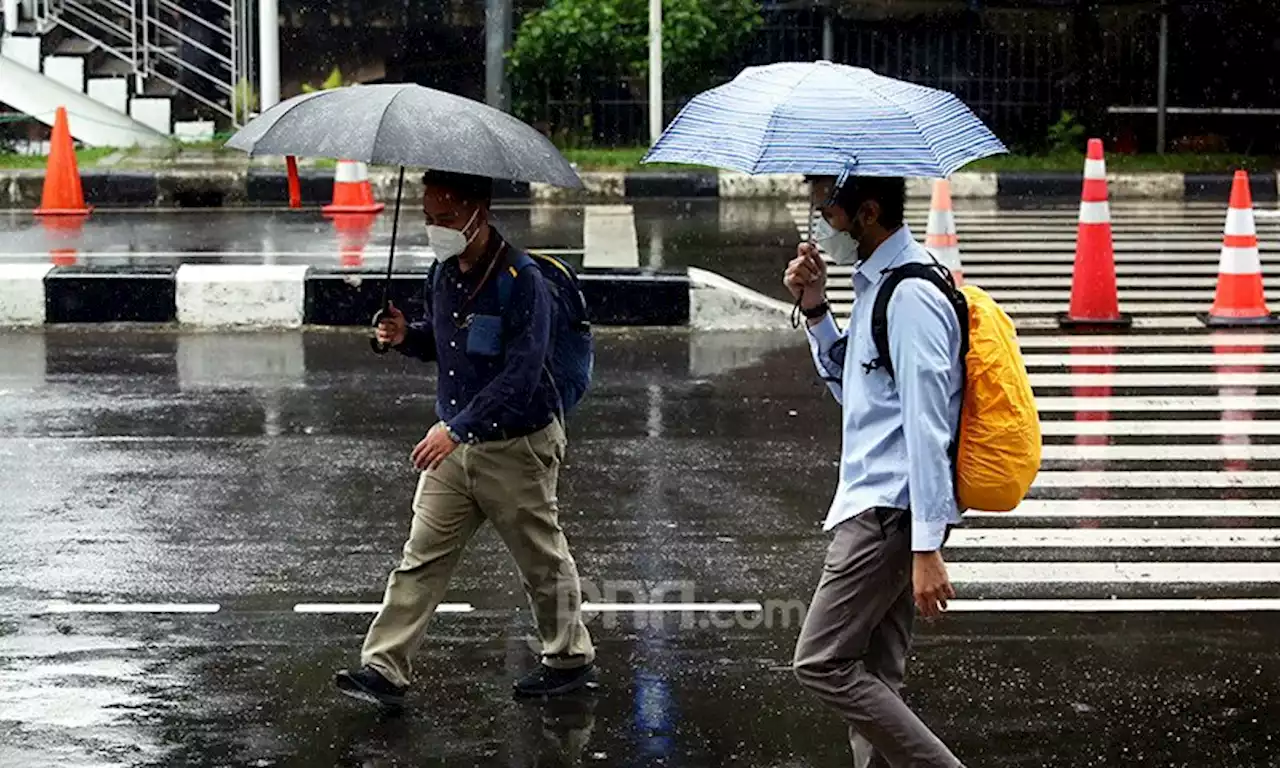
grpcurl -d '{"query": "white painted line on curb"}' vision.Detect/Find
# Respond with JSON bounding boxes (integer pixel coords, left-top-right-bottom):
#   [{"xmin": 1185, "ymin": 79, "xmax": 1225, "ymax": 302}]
[
  {"xmin": 946, "ymin": 598, "xmax": 1280, "ymax": 612},
  {"xmin": 583, "ymin": 602, "xmax": 764, "ymax": 612},
  {"xmin": 292, "ymin": 603, "xmax": 474, "ymax": 614},
  {"xmin": 40, "ymin": 602, "xmax": 221, "ymax": 614}
]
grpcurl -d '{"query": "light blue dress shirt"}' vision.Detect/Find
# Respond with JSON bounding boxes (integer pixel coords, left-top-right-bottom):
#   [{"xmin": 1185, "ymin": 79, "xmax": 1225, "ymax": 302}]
[{"xmin": 806, "ymin": 224, "xmax": 964, "ymax": 552}]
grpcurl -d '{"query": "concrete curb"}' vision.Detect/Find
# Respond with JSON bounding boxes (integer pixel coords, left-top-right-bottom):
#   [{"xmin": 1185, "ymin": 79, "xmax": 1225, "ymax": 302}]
[
  {"xmin": 0, "ymin": 263, "xmax": 696, "ymax": 328},
  {"xmin": 688, "ymin": 267, "xmax": 793, "ymax": 331},
  {"xmin": 4, "ymin": 168, "xmax": 1277, "ymax": 206}
]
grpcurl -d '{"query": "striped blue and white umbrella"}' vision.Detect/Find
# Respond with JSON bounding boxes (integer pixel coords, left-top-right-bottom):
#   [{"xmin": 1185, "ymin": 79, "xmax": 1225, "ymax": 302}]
[{"xmin": 644, "ymin": 61, "xmax": 1007, "ymax": 179}]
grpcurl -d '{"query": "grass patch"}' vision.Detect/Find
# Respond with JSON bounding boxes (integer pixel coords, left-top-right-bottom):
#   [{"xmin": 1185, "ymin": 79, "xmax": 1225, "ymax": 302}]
[
  {"xmin": 968, "ymin": 152, "xmax": 1280, "ymax": 173},
  {"xmin": 0, "ymin": 147, "xmax": 119, "ymax": 169},
  {"xmin": 566, "ymin": 147, "xmax": 1280, "ymax": 173}
]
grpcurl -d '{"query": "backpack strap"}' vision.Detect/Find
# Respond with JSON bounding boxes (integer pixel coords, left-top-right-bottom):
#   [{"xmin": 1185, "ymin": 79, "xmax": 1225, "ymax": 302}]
[
  {"xmin": 867, "ymin": 261, "xmax": 969, "ymax": 380},
  {"xmin": 497, "ymin": 251, "xmax": 536, "ymax": 315}
]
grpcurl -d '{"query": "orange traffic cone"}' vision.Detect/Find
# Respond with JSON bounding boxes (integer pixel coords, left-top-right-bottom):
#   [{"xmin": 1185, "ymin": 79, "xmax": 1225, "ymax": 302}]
[
  {"xmin": 1059, "ymin": 139, "xmax": 1130, "ymax": 328},
  {"xmin": 1201, "ymin": 171, "xmax": 1279, "ymax": 326},
  {"xmin": 35, "ymin": 107, "xmax": 91, "ymax": 216},
  {"xmin": 925, "ymin": 178, "xmax": 963, "ymax": 284},
  {"xmin": 322, "ymin": 160, "xmax": 384, "ymax": 215},
  {"xmin": 332, "ymin": 212, "xmax": 378, "ymax": 268}
]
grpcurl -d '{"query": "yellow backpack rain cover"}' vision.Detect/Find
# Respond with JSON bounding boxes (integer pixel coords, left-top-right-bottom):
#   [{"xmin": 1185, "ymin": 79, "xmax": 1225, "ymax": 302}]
[{"xmin": 871, "ymin": 264, "xmax": 1041, "ymax": 512}]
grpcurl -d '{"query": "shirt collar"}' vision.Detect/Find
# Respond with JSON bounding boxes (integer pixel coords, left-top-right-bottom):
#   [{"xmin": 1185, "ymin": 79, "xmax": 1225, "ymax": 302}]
[{"xmin": 854, "ymin": 224, "xmax": 914, "ymax": 285}]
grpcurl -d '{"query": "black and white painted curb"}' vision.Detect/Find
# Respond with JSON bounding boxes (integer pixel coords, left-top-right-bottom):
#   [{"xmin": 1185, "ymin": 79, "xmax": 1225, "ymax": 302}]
[
  {"xmin": 3, "ymin": 168, "xmax": 1277, "ymax": 206},
  {"xmin": 0, "ymin": 264, "xmax": 792, "ymax": 330}
]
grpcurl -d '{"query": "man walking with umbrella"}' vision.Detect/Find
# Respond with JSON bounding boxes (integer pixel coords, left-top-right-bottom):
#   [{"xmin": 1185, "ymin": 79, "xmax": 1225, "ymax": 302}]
[
  {"xmin": 334, "ymin": 170, "xmax": 596, "ymax": 708},
  {"xmin": 785, "ymin": 175, "xmax": 965, "ymax": 767}
]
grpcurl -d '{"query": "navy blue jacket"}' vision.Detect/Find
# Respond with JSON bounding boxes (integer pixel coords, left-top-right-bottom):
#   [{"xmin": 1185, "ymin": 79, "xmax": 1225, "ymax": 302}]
[{"xmin": 397, "ymin": 230, "xmax": 559, "ymax": 443}]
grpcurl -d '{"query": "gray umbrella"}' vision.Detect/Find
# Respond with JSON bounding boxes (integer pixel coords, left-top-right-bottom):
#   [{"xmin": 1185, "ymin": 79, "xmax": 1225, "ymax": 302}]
[
  {"xmin": 226, "ymin": 83, "xmax": 581, "ymax": 188},
  {"xmin": 225, "ymin": 84, "xmax": 580, "ymax": 354}
]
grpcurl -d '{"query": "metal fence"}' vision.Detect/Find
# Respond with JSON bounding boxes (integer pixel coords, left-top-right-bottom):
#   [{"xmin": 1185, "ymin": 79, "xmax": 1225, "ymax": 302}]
[
  {"xmin": 514, "ymin": 5, "xmax": 1161, "ymax": 150},
  {"xmin": 33, "ymin": 0, "xmax": 254, "ymax": 124}
]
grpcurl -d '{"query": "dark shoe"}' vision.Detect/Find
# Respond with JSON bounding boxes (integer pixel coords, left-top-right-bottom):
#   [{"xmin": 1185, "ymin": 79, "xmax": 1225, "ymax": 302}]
[
  {"xmin": 514, "ymin": 663, "xmax": 599, "ymax": 698},
  {"xmin": 334, "ymin": 665, "xmax": 406, "ymax": 709}
]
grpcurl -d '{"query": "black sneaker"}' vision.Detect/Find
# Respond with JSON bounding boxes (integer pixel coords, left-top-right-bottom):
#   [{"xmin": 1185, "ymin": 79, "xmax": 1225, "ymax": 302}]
[
  {"xmin": 334, "ymin": 665, "xmax": 407, "ymax": 709},
  {"xmin": 514, "ymin": 663, "xmax": 599, "ymax": 698}
]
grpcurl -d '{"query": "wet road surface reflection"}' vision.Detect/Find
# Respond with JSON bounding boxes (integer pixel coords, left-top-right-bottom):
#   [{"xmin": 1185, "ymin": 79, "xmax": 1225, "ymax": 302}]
[{"xmin": 2, "ymin": 328, "xmax": 1280, "ymax": 766}]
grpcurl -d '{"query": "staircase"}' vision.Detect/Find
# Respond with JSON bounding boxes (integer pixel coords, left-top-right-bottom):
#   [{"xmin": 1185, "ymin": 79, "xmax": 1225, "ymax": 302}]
[{"xmin": 0, "ymin": 0, "xmax": 254, "ymax": 146}]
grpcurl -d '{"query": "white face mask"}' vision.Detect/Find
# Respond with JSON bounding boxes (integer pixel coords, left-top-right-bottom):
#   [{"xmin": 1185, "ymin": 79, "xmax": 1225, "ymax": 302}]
[
  {"xmin": 812, "ymin": 215, "xmax": 859, "ymax": 266},
  {"xmin": 426, "ymin": 208, "xmax": 480, "ymax": 259}
]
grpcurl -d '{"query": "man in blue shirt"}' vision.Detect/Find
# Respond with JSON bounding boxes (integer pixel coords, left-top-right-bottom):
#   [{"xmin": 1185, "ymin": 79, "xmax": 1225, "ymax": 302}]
[
  {"xmin": 335, "ymin": 171, "xmax": 595, "ymax": 708},
  {"xmin": 786, "ymin": 175, "xmax": 966, "ymax": 767}
]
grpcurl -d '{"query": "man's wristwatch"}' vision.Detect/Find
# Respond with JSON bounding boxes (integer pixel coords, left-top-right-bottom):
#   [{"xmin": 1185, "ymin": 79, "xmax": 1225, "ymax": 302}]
[{"xmin": 800, "ymin": 300, "xmax": 830, "ymax": 319}]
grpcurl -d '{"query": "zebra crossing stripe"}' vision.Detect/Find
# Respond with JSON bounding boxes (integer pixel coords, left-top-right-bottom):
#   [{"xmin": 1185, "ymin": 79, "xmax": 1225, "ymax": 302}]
[
  {"xmin": 947, "ymin": 529, "xmax": 1280, "ymax": 548},
  {"xmin": 1028, "ymin": 373, "xmax": 1280, "ymax": 386},
  {"xmin": 1040, "ymin": 445, "xmax": 1280, "ymax": 461},
  {"xmin": 947, "ymin": 562, "xmax": 1280, "ymax": 583},
  {"xmin": 1035, "ymin": 396, "xmax": 1280, "ymax": 411},
  {"xmin": 1039, "ymin": 422, "xmax": 1280, "ymax": 436},
  {"xmin": 946, "ymin": 599, "xmax": 1280, "ymax": 612},
  {"xmin": 971, "ymin": 500, "xmax": 1280, "ymax": 518},
  {"xmin": 1033, "ymin": 471, "xmax": 1280, "ymax": 488}
]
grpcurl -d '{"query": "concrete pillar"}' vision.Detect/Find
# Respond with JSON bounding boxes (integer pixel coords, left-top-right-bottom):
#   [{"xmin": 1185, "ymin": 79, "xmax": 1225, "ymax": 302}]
[
  {"xmin": 582, "ymin": 205, "xmax": 640, "ymax": 268},
  {"xmin": 258, "ymin": 0, "xmax": 280, "ymax": 110}
]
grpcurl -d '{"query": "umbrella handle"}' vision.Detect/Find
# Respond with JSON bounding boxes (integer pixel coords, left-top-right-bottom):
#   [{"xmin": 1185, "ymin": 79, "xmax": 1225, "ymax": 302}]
[{"xmin": 369, "ymin": 308, "xmax": 391, "ymax": 355}]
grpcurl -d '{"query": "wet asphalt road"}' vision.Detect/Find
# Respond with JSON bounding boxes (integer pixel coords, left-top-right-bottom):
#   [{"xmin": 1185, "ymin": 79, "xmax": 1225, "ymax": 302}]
[{"xmin": 2, "ymin": 329, "xmax": 1280, "ymax": 767}]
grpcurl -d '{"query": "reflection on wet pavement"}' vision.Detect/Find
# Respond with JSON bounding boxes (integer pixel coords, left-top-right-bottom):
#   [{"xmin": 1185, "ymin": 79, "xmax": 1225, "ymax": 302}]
[{"xmin": 2, "ymin": 328, "xmax": 1280, "ymax": 766}]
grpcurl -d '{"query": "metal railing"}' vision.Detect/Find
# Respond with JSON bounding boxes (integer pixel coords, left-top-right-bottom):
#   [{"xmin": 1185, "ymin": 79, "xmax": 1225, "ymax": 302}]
[{"xmin": 32, "ymin": 0, "xmax": 254, "ymax": 125}]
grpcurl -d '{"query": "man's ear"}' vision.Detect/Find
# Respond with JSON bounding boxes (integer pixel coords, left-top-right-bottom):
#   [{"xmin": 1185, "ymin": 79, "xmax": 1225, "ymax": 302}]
[{"xmin": 860, "ymin": 199, "xmax": 882, "ymax": 229}]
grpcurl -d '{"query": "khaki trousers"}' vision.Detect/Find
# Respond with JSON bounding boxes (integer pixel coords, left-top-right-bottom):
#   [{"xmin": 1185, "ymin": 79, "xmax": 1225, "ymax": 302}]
[
  {"xmin": 362, "ymin": 419, "xmax": 595, "ymax": 687},
  {"xmin": 793, "ymin": 507, "xmax": 963, "ymax": 768}
]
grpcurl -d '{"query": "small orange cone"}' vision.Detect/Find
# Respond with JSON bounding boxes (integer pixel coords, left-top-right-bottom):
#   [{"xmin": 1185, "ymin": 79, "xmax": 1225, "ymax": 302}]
[
  {"xmin": 322, "ymin": 160, "xmax": 384, "ymax": 215},
  {"xmin": 1059, "ymin": 139, "xmax": 1130, "ymax": 328},
  {"xmin": 35, "ymin": 107, "xmax": 91, "ymax": 216},
  {"xmin": 925, "ymin": 178, "xmax": 963, "ymax": 284},
  {"xmin": 1201, "ymin": 171, "xmax": 1279, "ymax": 326}
]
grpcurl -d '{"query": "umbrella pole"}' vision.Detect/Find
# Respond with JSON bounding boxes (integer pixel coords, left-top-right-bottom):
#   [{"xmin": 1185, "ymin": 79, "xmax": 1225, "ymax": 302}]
[{"xmin": 370, "ymin": 165, "xmax": 407, "ymax": 354}]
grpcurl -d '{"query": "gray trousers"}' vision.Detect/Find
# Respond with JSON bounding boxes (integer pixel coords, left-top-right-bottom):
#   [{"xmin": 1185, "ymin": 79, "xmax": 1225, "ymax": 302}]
[{"xmin": 793, "ymin": 507, "xmax": 963, "ymax": 768}]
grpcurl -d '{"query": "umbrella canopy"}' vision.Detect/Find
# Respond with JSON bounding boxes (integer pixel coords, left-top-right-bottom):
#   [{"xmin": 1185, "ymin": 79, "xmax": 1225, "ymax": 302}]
[
  {"xmin": 644, "ymin": 61, "xmax": 1006, "ymax": 179},
  {"xmin": 226, "ymin": 84, "xmax": 582, "ymax": 189}
]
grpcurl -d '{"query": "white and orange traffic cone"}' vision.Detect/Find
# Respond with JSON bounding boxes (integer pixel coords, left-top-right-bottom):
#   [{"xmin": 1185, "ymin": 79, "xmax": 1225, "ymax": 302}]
[
  {"xmin": 925, "ymin": 178, "xmax": 963, "ymax": 284},
  {"xmin": 331, "ymin": 212, "xmax": 378, "ymax": 268},
  {"xmin": 1202, "ymin": 170, "xmax": 1279, "ymax": 326},
  {"xmin": 323, "ymin": 160, "xmax": 385, "ymax": 215},
  {"xmin": 1060, "ymin": 139, "xmax": 1130, "ymax": 329}
]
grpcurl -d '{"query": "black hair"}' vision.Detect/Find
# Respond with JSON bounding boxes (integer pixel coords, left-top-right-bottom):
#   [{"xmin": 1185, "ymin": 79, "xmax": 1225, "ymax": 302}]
[
  {"xmin": 810, "ymin": 175, "xmax": 907, "ymax": 229},
  {"xmin": 421, "ymin": 170, "xmax": 493, "ymax": 206}
]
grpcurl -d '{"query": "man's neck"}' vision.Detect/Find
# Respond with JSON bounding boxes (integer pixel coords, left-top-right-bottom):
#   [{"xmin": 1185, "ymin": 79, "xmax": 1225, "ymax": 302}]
[
  {"xmin": 456, "ymin": 225, "xmax": 494, "ymax": 273},
  {"xmin": 857, "ymin": 225, "xmax": 900, "ymax": 264}
]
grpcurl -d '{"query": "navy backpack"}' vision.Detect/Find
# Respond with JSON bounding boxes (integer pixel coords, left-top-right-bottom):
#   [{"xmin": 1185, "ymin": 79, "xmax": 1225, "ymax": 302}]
[{"xmin": 430, "ymin": 251, "xmax": 594, "ymax": 415}]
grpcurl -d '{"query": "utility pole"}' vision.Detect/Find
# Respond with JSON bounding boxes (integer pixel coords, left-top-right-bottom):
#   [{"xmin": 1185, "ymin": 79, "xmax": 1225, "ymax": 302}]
[
  {"xmin": 1156, "ymin": 4, "xmax": 1169, "ymax": 154},
  {"xmin": 258, "ymin": 0, "xmax": 280, "ymax": 111},
  {"xmin": 649, "ymin": 0, "xmax": 663, "ymax": 145}
]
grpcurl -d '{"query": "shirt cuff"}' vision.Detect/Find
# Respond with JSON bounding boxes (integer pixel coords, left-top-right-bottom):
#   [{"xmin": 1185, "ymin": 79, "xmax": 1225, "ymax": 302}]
[
  {"xmin": 912, "ymin": 519, "xmax": 950, "ymax": 552},
  {"xmin": 445, "ymin": 417, "xmax": 481, "ymax": 444},
  {"xmin": 805, "ymin": 314, "xmax": 841, "ymax": 348}
]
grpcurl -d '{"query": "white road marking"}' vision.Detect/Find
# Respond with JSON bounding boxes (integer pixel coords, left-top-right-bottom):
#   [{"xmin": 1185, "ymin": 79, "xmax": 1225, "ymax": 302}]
[
  {"xmin": 583, "ymin": 602, "xmax": 764, "ymax": 612},
  {"xmin": 948, "ymin": 528, "xmax": 1280, "ymax": 548},
  {"xmin": 1039, "ymin": 421, "xmax": 1280, "ymax": 436},
  {"xmin": 946, "ymin": 598, "xmax": 1280, "ymax": 612},
  {"xmin": 1035, "ymin": 396, "xmax": 1280, "ymax": 412},
  {"xmin": 970, "ymin": 500, "xmax": 1280, "ymax": 518},
  {"xmin": 1030, "ymin": 373, "xmax": 1280, "ymax": 386},
  {"xmin": 292, "ymin": 602, "xmax": 474, "ymax": 614},
  {"xmin": 40, "ymin": 602, "xmax": 221, "ymax": 614},
  {"xmin": 1018, "ymin": 334, "xmax": 1280, "ymax": 349},
  {"xmin": 948, "ymin": 562, "xmax": 1280, "ymax": 583},
  {"xmin": 1034, "ymin": 470, "xmax": 1280, "ymax": 487},
  {"xmin": 1040, "ymin": 444, "xmax": 1280, "ymax": 461},
  {"xmin": 1023, "ymin": 352, "xmax": 1280, "ymax": 367}
]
